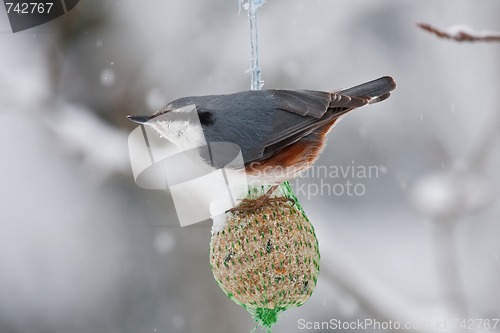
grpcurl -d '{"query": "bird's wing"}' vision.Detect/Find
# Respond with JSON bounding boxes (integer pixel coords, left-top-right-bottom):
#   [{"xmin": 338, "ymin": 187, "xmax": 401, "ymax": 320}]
[
  {"xmin": 253, "ymin": 77, "xmax": 396, "ymax": 163},
  {"xmin": 252, "ymin": 90, "xmax": 369, "ymax": 163},
  {"xmin": 271, "ymin": 89, "xmax": 368, "ymax": 118}
]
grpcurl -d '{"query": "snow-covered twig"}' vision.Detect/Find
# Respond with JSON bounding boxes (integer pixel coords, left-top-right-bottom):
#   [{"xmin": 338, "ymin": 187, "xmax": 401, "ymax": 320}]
[
  {"xmin": 43, "ymin": 100, "xmax": 130, "ymax": 181},
  {"xmin": 417, "ymin": 23, "xmax": 500, "ymax": 42},
  {"xmin": 410, "ymin": 18, "xmax": 500, "ymax": 328}
]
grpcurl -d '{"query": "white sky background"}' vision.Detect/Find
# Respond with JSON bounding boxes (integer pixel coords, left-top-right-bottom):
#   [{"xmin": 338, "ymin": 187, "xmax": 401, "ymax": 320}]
[{"xmin": 0, "ymin": 1, "xmax": 500, "ymax": 332}]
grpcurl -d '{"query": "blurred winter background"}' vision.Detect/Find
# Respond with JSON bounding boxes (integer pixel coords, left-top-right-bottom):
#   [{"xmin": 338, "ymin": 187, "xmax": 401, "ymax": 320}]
[{"xmin": 1, "ymin": 0, "xmax": 500, "ymax": 332}]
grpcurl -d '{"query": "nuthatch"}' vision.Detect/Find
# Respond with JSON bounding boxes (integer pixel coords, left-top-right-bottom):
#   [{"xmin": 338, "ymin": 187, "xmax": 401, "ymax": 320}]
[{"xmin": 128, "ymin": 76, "xmax": 396, "ymax": 210}]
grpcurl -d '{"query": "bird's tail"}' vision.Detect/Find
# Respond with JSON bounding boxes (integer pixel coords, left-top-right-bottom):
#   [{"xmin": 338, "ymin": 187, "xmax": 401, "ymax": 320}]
[{"xmin": 339, "ymin": 76, "xmax": 396, "ymax": 104}]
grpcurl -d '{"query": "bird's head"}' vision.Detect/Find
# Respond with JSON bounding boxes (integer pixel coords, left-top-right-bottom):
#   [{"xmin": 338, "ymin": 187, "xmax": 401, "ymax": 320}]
[{"xmin": 127, "ymin": 103, "xmax": 207, "ymax": 151}]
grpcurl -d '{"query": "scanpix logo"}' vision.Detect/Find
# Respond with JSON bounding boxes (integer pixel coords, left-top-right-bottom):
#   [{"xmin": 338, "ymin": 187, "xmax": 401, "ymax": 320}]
[
  {"xmin": 127, "ymin": 105, "xmax": 248, "ymax": 227},
  {"xmin": 3, "ymin": 0, "xmax": 79, "ymax": 33}
]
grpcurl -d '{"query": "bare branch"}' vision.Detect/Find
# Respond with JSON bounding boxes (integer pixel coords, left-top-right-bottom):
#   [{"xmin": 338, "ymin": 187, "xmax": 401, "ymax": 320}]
[{"xmin": 417, "ymin": 23, "xmax": 500, "ymax": 42}]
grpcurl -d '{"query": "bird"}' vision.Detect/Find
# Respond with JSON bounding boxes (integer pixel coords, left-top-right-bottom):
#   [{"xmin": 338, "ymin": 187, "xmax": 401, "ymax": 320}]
[{"xmin": 127, "ymin": 76, "xmax": 396, "ymax": 212}]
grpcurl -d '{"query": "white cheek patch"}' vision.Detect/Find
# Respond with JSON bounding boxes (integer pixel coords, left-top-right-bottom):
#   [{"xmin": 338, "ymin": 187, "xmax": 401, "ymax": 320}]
[
  {"xmin": 156, "ymin": 120, "xmax": 206, "ymax": 151},
  {"xmin": 147, "ymin": 104, "xmax": 207, "ymax": 151}
]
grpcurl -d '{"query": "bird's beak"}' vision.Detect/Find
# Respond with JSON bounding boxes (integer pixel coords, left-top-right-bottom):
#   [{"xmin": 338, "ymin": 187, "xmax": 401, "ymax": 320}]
[{"xmin": 126, "ymin": 115, "xmax": 156, "ymax": 124}]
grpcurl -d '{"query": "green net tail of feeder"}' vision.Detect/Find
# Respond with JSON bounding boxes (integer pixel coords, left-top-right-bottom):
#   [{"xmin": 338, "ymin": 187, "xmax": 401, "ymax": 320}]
[{"xmin": 209, "ymin": 194, "xmax": 320, "ymax": 332}]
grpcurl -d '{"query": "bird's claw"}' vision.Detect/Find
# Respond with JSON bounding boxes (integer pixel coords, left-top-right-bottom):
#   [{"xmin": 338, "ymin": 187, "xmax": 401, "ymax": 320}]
[{"xmin": 226, "ymin": 196, "xmax": 295, "ymax": 214}]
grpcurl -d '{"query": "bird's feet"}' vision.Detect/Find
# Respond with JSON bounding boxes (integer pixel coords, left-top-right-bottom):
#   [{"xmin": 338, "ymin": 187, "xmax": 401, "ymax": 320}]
[{"xmin": 227, "ymin": 196, "xmax": 295, "ymax": 214}]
